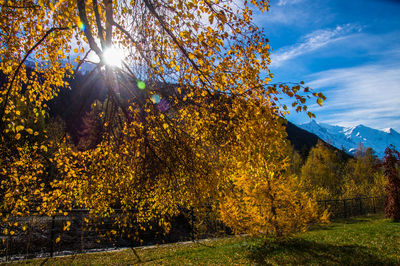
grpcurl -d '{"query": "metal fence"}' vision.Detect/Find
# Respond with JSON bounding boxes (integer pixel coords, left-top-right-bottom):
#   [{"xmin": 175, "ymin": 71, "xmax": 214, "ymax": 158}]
[
  {"xmin": 0, "ymin": 207, "xmax": 228, "ymax": 262},
  {"xmin": 0, "ymin": 196, "xmax": 385, "ymax": 262},
  {"xmin": 317, "ymin": 196, "xmax": 385, "ymax": 219}
]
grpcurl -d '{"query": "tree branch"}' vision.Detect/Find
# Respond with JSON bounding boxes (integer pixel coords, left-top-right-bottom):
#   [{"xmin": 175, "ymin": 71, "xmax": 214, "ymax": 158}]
[
  {"xmin": 77, "ymin": 0, "xmax": 102, "ymax": 57},
  {"xmin": 92, "ymin": 0, "xmax": 106, "ymax": 49},
  {"xmin": 105, "ymin": 0, "xmax": 113, "ymax": 47},
  {"xmin": 0, "ymin": 26, "xmax": 74, "ymax": 129},
  {"xmin": 74, "ymin": 48, "xmax": 92, "ymax": 72},
  {"xmin": 142, "ymin": 0, "xmax": 212, "ymax": 96}
]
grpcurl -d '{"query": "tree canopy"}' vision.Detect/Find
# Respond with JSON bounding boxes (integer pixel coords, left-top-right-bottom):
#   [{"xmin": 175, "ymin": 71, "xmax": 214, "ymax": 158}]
[{"xmin": 0, "ymin": 0, "xmax": 326, "ymax": 237}]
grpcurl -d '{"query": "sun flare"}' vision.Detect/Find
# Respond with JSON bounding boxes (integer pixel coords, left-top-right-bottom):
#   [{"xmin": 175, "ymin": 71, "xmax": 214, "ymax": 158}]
[{"xmin": 103, "ymin": 47, "xmax": 125, "ymax": 67}]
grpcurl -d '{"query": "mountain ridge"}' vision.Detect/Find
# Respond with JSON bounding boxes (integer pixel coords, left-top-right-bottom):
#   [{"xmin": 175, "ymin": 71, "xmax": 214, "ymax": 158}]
[
  {"xmin": 285, "ymin": 121, "xmax": 352, "ymax": 160},
  {"xmin": 297, "ymin": 120, "xmax": 400, "ymax": 158}
]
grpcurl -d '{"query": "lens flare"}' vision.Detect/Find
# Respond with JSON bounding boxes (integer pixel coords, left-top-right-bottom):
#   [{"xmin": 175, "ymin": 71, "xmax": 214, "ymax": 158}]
[
  {"xmin": 157, "ymin": 99, "xmax": 170, "ymax": 112},
  {"xmin": 76, "ymin": 19, "xmax": 85, "ymax": 31},
  {"xmin": 137, "ymin": 80, "xmax": 146, "ymax": 90},
  {"xmin": 151, "ymin": 94, "xmax": 161, "ymax": 104}
]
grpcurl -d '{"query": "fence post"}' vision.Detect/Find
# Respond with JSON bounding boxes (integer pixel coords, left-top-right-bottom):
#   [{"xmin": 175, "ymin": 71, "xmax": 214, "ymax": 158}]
[
  {"xmin": 373, "ymin": 197, "xmax": 376, "ymax": 213},
  {"xmin": 50, "ymin": 216, "xmax": 55, "ymax": 257},
  {"xmin": 26, "ymin": 216, "xmax": 33, "ymax": 258},
  {"xmin": 81, "ymin": 211, "xmax": 85, "ymax": 253},
  {"xmin": 343, "ymin": 199, "xmax": 347, "ymax": 218},
  {"xmin": 359, "ymin": 198, "xmax": 363, "ymax": 215},
  {"xmin": 191, "ymin": 207, "xmax": 194, "ymax": 241},
  {"xmin": 5, "ymin": 226, "xmax": 9, "ymax": 262}
]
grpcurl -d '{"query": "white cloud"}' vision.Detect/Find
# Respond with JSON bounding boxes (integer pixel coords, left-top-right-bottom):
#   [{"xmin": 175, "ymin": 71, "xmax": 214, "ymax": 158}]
[
  {"xmin": 277, "ymin": 0, "xmax": 303, "ymax": 6},
  {"xmin": 306, "ymin": 60, "xmax": 400, "ymax": 131},
  {"xmin": 271, "ymin": 24, "xmax": 362, "ymax": 67}
]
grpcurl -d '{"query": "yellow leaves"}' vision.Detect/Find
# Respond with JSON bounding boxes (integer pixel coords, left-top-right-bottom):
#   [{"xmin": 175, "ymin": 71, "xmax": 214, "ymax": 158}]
[
  {"xmin": 16, "ymin": 125, "xmax": 24, "ymax": 132},
  {"xmin": 317, "ymin": 98, "xmax": 323, "ymax": 106},
  {"xmin": 188, "ymin": 53, "xmax": 195, "ymax": 60},
  {"xmin": 0, "ymin": 0, "xmax": 329, "ymax": 242},
  {"xmin": 209, "ymin": 14, "xmax": 214, "ymax": 25},
  {"xmin": 63, "ymin": 221, "xmax": 71, "ymax": 231},
  {"xmin": 55, "ymin": 236, "xmax": 61, "ymax": 243},
  {"xmin": 179, "ymin": 31, "xmax": 189, "ymax": 39}
]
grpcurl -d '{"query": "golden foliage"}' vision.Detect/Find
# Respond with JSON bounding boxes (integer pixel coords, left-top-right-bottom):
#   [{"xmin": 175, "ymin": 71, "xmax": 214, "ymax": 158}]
[{"xmin": 0, "ymin": 0, "xmax": 325, "ymax": 238}]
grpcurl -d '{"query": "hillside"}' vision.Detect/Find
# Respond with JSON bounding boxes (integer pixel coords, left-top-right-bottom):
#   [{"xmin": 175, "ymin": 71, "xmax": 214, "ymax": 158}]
[{"xmin": 285, "ymin": 121, "xmax": 351, "ymax": 159}]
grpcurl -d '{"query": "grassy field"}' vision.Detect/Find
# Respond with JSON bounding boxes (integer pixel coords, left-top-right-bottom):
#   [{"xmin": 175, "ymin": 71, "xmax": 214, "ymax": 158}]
[{"xmin": 10, "ymin": 214, "xmax": 400, "ymax": 265}]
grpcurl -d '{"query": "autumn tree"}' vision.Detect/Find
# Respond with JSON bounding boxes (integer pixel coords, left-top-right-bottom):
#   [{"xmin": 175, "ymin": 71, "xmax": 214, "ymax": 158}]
[
  {"xmin": 342, "ymin": 146, "xmax": 385, "ymax": 198},
  {"xmin": 378, "ymin": 145, "xmax": 400, "ymax": 222},
  {"xmin": 0, "ymin": 0, "xmax": 325, "ymax": 237},
  {"xmin": 288, "ymin": 147, "xmax": 303, "ymax": 176},
  {"xmin": 215, "ymin": 98, "xmax": 326, "ymax": 237},
  {"xmin": 300, "ymin": 141, "xmax": 346, "ymax": 199},
  {"xmin": 77, "ymin": 101, "xmax": 104, "ymax": 150}
]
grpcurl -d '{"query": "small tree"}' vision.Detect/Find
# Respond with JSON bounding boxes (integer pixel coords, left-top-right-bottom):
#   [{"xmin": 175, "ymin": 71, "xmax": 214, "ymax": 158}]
[
  {"xmin": 300, "ymin": 141, "xmax": 346, "ymax": 199},
  {"xmin": 380, "ymin": 145, "xmax": 400, "ymax": 222},
  {"xmin": 342, "ymin": 147, "xmax": 384, "ymax": 198}
]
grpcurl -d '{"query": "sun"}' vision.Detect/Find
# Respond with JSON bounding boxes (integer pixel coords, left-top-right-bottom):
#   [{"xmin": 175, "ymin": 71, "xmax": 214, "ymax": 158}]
[{"xmin": 103, "ymin": 47, "xmax": 125, "ymax": 67}]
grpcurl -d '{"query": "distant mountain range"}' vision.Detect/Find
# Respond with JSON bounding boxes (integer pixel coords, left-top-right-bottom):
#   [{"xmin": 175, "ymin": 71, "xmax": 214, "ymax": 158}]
[{"xmin": 297, "ymin": 120, "xmax": 400, "ymax": 158}]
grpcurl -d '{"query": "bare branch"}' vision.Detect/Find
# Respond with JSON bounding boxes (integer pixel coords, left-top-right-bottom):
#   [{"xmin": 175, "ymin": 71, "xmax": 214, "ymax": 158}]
[
  {"xmin": 105, "ymin": 0, "xmax": 113, "ymax": 47},
  {"xmin": 77, "ymin": 0, "xmax": 102, "ymax": 57},
  {"xmin": 92, "ymin": 0, "xmax": 106, "ymax": 49},
  {"xmin": 74, "ymin": 48, "xmax": 92, "ymax": 72}
]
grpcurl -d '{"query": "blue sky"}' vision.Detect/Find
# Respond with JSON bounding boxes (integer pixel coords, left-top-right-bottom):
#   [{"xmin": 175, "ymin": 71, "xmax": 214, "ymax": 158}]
[{"xmin": 255, "ymin": 0, "xmax": 400, "ymax": 131}]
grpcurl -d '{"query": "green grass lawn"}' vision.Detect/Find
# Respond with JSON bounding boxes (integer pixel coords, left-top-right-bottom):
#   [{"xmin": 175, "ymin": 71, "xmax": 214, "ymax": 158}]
[{"xmin": 11, "ymin": 214, "xmax": 400, "ymax": 265}]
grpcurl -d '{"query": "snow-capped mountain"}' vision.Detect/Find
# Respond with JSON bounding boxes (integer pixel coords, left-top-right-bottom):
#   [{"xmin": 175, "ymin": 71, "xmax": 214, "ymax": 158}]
[{"xmin": 297, "ymin": 120, "xmax": 400, "ymax": 158}]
